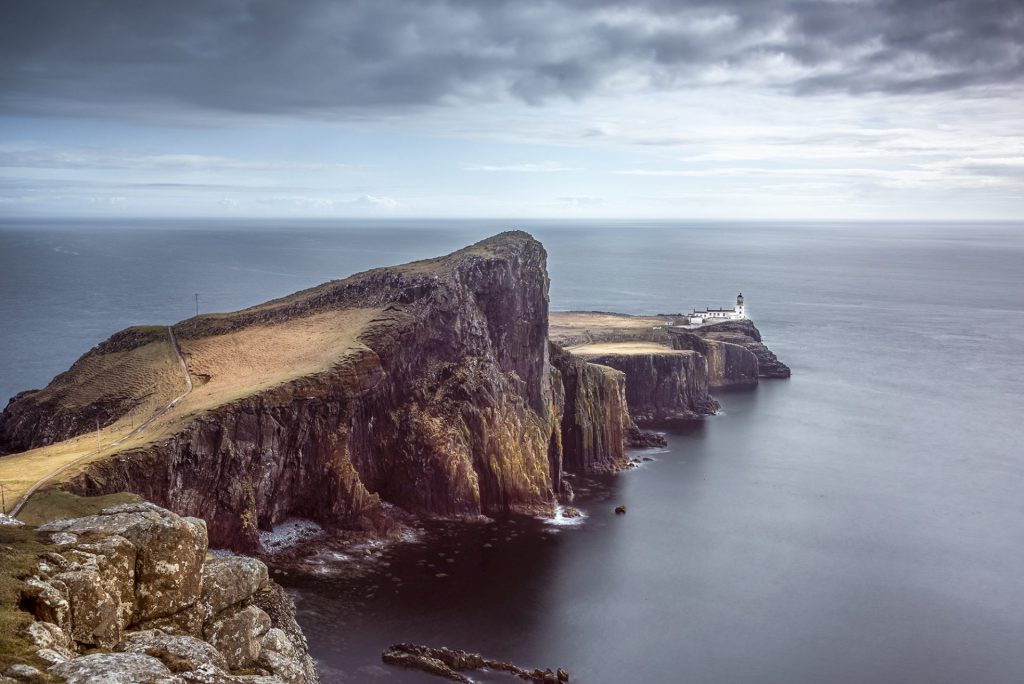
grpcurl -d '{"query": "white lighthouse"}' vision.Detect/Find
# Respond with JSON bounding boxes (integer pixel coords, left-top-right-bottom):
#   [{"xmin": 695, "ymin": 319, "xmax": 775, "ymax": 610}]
[{"xmin": 685, "ymin": 292, "xmax": 747, "ymax": 325}]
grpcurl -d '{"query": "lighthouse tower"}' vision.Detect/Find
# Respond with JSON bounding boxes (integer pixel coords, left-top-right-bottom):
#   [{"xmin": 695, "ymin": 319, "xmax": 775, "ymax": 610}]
[{"xmin": 735, "ymin": 293, "xmax": 745, "ymax": 319}]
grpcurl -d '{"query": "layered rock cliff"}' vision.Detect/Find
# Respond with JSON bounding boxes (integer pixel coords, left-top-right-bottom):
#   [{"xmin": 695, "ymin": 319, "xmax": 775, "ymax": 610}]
[
  {"xmin": 567, "ymin": 345, "xmax": 719, "ymax": 422},
  {"xmin": 549, "ymin": 311, "xmax": 789, "ymax": 420},
  {"xmin": 1, "ymin": 233, "xmax": 636, "ymax": 551},
  {"xmin": 8, "ymin": 502, "xmax": 318, "ymax": 683},
  {"xmin": 683, "ymin": 319, "xmax": 791, "ymax": 379}
]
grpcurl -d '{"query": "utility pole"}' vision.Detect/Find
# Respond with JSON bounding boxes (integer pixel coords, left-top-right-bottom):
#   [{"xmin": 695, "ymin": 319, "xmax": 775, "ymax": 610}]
[
  {"xmin": 1, "ymin": 483, "xmax": 6, "ymax": 512},
  {"xmin": 195, "ymin": 293, "xmax": 200, "ymax": 317},
  {"xmin": 96, "ymin": 418, "xmax": 101, "ymax": 451}
]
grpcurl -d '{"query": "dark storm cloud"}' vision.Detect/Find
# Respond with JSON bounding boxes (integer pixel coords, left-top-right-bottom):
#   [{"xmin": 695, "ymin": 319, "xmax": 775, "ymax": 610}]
[{"xmin": 1, "ymin": 0, "xmax": 1020, "ymax": 118}]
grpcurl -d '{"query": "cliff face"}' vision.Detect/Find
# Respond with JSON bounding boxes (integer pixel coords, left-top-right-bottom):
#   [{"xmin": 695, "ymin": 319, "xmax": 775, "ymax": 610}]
[
  {"xmin": 12, "ymin": 502, "xmax": 318, "ymax": 683},
  {"xmin": 668, "ymin": 332, "xmax": 759, "ymax": 388},
  {"xmin": 680, "ymin": 319, "xmax": 791, "ymax": 380},
  {"xmin": 567, "ymin": 347, "xmax": 719, "ymax": 422},
  {"xmin": 0, "ymin": 327, "xmax": 181, "ymax": 454},
  {"xmin": 549, "ymin": 344, "xmax": 631, "ymax": 474},
  {"xmin": 3, "ymin": 233, "xmax": 633, "ymax": 551}
]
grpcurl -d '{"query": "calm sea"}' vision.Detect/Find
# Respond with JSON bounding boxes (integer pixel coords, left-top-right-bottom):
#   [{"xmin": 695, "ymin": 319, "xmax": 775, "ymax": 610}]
[{"xmin": 2, "ymin": 219, "xmax": 1023, "ymax": 683}]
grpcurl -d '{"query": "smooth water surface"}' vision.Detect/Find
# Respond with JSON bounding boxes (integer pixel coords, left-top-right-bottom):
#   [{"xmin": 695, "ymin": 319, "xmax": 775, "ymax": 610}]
[{"xmin": 2, "ymin": 219, "xmax": 1023, "ymax": 683}]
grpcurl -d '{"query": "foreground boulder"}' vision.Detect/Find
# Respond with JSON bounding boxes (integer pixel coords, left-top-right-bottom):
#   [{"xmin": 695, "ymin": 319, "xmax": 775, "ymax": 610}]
[{"xmin": 12, "ymin": 503, "xmax": 319, "ymax": 684}]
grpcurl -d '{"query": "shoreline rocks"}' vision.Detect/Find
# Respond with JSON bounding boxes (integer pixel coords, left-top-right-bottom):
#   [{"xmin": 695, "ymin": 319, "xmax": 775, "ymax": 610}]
[
  {"xmin": 12, "ymin": 502, "xmax": 318, "ymax": 684},
  {"xmin": 381, "ymin": 643, "xmax": 569, "ymax": 683}
]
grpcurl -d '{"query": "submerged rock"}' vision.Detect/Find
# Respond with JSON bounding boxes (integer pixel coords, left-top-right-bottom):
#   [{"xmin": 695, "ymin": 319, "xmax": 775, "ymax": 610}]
[
  {"xmin": 382, "ymin": 643, "xmax": 569, "ymax": 683},
  {"xmin": 614, "ymin": 505, "xmax": 627, "ymax": 515}
]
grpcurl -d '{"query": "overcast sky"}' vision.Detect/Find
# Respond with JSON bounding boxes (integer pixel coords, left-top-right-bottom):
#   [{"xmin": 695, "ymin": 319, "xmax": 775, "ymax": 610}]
[{"xmin": 1, "ymin": 0, "xmax": 1022, "ymax": 219}]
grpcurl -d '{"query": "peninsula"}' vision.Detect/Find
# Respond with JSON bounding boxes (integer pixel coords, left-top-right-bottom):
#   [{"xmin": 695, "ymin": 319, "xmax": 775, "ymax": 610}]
[{"xmin": 0, "ymin": 231, "xmax": 789, "ymax": 682}]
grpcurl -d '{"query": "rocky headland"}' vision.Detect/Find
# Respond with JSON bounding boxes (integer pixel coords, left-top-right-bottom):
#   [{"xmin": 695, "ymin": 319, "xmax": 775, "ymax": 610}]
[
  {"xmin": 551, "ymin": 311, "xmax": 790, "ymax": 419},
  {"xmin": 0, "ymin": 231, "xmax": 790, "ymax": 682},
  {"xmin": 0, "ymin": 233, "xmax": 662, "ymax": 553}
]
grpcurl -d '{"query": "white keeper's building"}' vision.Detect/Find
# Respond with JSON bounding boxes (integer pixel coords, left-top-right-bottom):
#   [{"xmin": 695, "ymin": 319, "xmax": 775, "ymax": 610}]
[{"xmin": 687, "ymin": 293, "xmax": 746, "ymax": 325}]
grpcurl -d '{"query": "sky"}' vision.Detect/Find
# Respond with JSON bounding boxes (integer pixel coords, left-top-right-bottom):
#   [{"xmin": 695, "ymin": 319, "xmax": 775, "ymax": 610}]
[{"xmin": 1, "ymin": 0, "xmax": 1022, "ymax": 220}]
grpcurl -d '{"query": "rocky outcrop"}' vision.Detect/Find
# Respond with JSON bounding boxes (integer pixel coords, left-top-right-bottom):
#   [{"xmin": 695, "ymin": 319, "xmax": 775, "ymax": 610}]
[
  {"xmin": 549, "ymin": 344, "xmax": 631, "ymax": 475},
  {"xmin": 568, "ymin": 347, "xmax": 719, "ymax": 422},
  {"xmin": 14, "ymin": 503, "xmax": 318, "ymax": 684},
  {"xmin": 688, "ymin": 319, "xmax": 791, "ymax": 378},
  {"xmin": 382, "ymin": 643, "xmax": 569, "ymax": 683},
  {"xmin": 3, "ymin": 233, "xmax": 638, "ymax": 552},
  {"xmin": 668, "ymin": 331, "xmax": 759, "ymax": 388}
]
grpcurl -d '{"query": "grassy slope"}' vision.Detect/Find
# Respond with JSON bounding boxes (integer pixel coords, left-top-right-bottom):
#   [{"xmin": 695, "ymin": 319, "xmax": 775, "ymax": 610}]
[{"xmin": 1, "ymin": 308, "xmax": 379, "ymax": 511}]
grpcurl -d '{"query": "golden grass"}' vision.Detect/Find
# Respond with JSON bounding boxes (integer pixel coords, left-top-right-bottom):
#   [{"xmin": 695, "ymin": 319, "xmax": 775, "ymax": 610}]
[
  {"xmin": 0, "ymin": 308, "xmax": 380, "ymax": 510},
  {"xmin": 568, "ymin": 342, "xmax": 684, "ymax": 356},
  {"xmin": 176, "ymin": 307, "xmax": 379, "ymax": 413},
  {"xmin": 25, "ymin": 333, "xmax": 183, "ymax": 422},
  {"xmin": 549, "ymin": 311, "xmax": 669, "ymax": 345}
]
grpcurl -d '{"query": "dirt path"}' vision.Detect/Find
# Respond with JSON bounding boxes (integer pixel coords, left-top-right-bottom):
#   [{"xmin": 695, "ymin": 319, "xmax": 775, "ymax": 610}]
[{"xmin": 8, "ymin": 326, "xmax": 192, "ymax": 518}]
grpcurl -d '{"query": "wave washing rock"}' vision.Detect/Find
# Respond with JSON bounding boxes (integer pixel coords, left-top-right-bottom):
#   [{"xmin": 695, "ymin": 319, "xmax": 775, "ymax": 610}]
[
  {"xmin": 13, "ymin": 502, "xmax": 318, "ymax": 684},
  {"xmin": 0, "ymin": 233, "xmax": 639, "ymax": 551}
]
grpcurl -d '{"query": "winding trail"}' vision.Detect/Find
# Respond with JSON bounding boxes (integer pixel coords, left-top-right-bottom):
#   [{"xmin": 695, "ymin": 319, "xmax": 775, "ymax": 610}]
[{"xmin": 9, "ymin": 326, "xmax": 192, "ymax": 518}]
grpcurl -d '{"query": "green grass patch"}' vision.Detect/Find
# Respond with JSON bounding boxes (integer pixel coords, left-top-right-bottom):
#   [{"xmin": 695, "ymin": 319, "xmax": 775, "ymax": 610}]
[
  {"xmin": 0, "ymin": 524, "xmax": 51, "ymax": 671},
  {"xmin": 17, "ymin": 489, "xmax": 142, "ymax": 527}
]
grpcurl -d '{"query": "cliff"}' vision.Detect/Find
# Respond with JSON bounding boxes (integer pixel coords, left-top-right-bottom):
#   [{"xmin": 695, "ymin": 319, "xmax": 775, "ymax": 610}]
[
  {"xmin": 2, "ymin": 502, "xmax": 318, "ymax": 683},
  {"xmin": 549, "ymin": 311, "xmax": 789, "ymax": 419},
  {"xmin": 1, "ymin": 233, "xmax": 635, "ymax": 551},
  {"xmin": 683, "ymin": 319, "xmax": 791, "ymax": 379},
  {"xmin": 566, "ymin": 343, "xmax": 719, "ymax": 422}
]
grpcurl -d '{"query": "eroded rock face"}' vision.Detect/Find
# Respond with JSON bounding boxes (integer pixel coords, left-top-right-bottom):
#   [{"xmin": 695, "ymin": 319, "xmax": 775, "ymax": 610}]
[
  {"xmin": 8, "ymin": 232, "xmax": 636, "ymax": 551},
  {"xmin": 48, "ymin": 652, "xmax": 174, "ymax": 684},
  {"xmin": 680, "ymin": 319, "xmax": 791, "ymax": 380},
  {"xmin": 569, "ymin": 348, "xmax": 720, "ymax": 422},
  {"xmin": 40, "ymin": 502, "xmax": 206, "ymax": 623},
  {"xmin": 550, "ymin": 344, "xmax": 631, "ymax": 474},
  {"xmin": 203, "ymin": 605, "xmax": 272, "ymax": 670},
  {"xmin": 16, "ymin": 503, "xmax": 319, "ymax": 684}
]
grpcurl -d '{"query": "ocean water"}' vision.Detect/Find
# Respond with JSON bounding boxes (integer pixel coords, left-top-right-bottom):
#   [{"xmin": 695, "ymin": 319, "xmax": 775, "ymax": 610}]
[{"xmin": 1, "ymin": 219, "xmax": 1023, "ymax": 683}]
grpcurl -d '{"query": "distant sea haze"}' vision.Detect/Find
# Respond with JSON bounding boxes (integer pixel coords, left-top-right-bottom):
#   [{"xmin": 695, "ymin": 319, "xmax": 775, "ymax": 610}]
[{"xmin": 2, "ymin": 219, "xmax": 1023, "ymax": 683}]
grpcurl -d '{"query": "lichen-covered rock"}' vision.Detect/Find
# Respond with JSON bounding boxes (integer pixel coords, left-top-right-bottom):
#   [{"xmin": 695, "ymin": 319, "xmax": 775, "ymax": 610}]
[
  {"xmin": 20, "ymin": 577, "xmax": 70, "ymax": 632},
  {"xmin": 33, "ymin": 648, "xmax": 69, "ymax": 666},
  {"xmin": 203, "ymin": 605, "xmax": 271, "ymax": 670},
  {"xmin": 257, "ymin": 649, "xmax": 305, "ymax": 684},
  {"xmin": 52, "ymin": 567, "xmax": 122, "ymax": 647},
  {"xmin": 176, "ymin": 664, "xmax": 283, "ymax": 684},
  {"xmin": 23, "ymin": 619, "xmax": 75, "ymax": 659},
  {"xmin": 68, "ymin": 533, "xmax": 137, "ymax": 626},
  {"xmin": 259, "ymin": 629, "xmax": 297, "ymax": 659},
  {"xmin": 17, "ymin": 504, "xmax": 319, "ymax": 683},
  {"xmin": 48, "ymin": 652, "xmax": 175, "ymax": 684},
  {"xmin": 250, "ymin": 574, "xmax": 319, "ymax": 684},
  {"xmin": 135, "ymin": 605, "xmax": 205, "ymax": 638},
  {"xmin": 40, "ymin": 503, "xmax": 207, "ymax": 623},
  {"xmin": 200, "ymin": 556, "xmax": 268, "ymax": 617},
  {"xmin": 118, "ymin": 630, "xmax": 228, "ymax": 673},
  {"xmin": 4, "ymin": 663, "xmax": 47, "ymax": 683}
]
